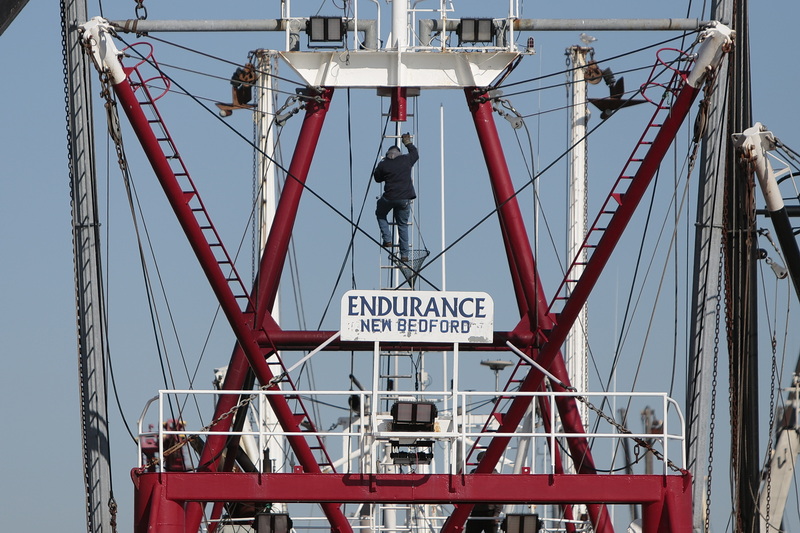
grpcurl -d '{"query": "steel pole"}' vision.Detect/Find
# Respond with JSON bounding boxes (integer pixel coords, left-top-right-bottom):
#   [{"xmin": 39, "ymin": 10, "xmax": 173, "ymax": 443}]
[
  {"xmin": 64, "ymin": 1, "xmax": 114, "ymax": 531},
  {"xmin": 566, "ymin": 45, "xmax": 590, "ymax": 430}
]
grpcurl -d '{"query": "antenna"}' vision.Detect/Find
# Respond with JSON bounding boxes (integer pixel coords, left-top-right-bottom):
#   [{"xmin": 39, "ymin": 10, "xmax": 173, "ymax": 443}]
[{"xmin": 480, "ymin": 359, "xmax": 514, "ymax": 391}]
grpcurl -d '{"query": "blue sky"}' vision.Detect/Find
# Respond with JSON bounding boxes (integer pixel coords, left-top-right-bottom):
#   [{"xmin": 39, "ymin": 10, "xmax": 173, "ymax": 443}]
[{"xmin": 2, "ymin": 1, "xmax": 800, "ymax": 531}]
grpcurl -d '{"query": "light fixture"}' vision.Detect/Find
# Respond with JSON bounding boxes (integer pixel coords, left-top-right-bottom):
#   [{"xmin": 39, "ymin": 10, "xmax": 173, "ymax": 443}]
[
  {"xmin": 255, "ymin": 513, "xmax": 292, "ymax": 533},
  {"xmin": 391, "ymin": 400, "xmax": 437, "ymax": 432},
  {"xmin": 389, "ymin": 401, "xmax": 438, "ymax": 465},
  {"xmin": 308, "ymin": 16, "xmax": 344, "ymax": 43},
  {"xmin": 459, "ymin": 18, "xmax": 494, "ymax": 44},
  {"xmin": 502, "ymin": 514, "xmax": 540, "ymax": 533}
]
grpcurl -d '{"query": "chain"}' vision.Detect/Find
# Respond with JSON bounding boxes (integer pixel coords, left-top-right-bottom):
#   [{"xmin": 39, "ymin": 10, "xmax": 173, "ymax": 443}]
[
  {"xmin": 687, "ymin": 67, "xmax": 718, "ymax": 178},
  {"xmin": 764, "ymin": 327, "xmax": 779, "ymax": 528},
  {"xmin": 570, "ymin": 68, "xmax": 723, "ymax": 479},
  {"xmin": 572, "ymin": 394, "xmax": 687, "ymax": 474},
  {"xmin": 135, "ymin": 392, "xmax": 259, "ymax": 474},
  {"xmin": 134, "ymin": 0, "xmax": 147, "ymax": 20},
  {"xmin": 704, "ymin": 258, "xmax": 722, "ymax": 533}
]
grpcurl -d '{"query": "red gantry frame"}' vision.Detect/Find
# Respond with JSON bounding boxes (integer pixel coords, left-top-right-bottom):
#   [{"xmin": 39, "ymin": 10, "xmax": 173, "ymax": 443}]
[{"xmin": 109, "ymin": 44, "xmax": 709, "ymax": 533}]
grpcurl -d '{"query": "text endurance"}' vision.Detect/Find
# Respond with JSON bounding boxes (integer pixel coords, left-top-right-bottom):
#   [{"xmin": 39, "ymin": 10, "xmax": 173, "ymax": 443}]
[{"xmin": 340, "ymin": 290, "xmax": 494, "ymax": 343}]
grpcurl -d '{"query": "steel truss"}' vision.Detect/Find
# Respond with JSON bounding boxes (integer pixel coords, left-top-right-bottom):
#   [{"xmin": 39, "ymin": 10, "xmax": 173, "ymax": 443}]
[{"xmin": 80, "ymin": 19, "xmax": 730, "ymax": 533}]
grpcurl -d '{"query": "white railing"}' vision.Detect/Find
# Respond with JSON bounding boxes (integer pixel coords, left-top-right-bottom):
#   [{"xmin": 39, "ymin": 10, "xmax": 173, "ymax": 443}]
[
  {"xmin": 138, "ymin": 388, "xmax": 685, "ymax": 475},
  {"xmin": 280, "ymin": 0, "xmax": 520, "ymax": 52}
]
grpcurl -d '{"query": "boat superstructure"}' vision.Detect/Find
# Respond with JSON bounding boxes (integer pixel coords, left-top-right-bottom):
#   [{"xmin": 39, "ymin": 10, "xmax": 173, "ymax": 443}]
[{"xmin": 65, "ymin": 1, "xmax": 800, "ymax": 532}]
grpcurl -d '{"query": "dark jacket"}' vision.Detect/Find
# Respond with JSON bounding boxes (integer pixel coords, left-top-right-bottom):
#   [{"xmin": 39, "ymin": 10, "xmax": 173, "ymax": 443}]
[{"xmin": 373, "ymin": 144, "xmax": 419, "ymax": 201}]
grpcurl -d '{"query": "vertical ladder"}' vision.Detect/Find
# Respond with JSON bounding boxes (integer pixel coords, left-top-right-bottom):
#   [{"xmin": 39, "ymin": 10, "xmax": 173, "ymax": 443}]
[
  {"xmin": 124, "ymin": 54, "xmax": 336, "ymax": 472},
  {"xmin": 378, "ymin": 91, "xmax": 422, "ymax": 290},
  {"xmin": 548, "ymin": 61, "xmax": 688, "ymax": 316},
  {"xmin": 466, "ymin": 54, "xmax": 695, "ymax": 468}
]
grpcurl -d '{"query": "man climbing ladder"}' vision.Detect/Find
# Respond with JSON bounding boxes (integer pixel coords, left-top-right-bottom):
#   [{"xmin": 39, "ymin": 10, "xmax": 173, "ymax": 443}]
[{"xmin": 374, "ymin": 133, "xmax": 419, "ymax": 263}]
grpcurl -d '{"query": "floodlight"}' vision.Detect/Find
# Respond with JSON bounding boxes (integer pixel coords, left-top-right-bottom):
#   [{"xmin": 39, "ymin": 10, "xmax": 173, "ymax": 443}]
[
  {"xmin": 255, "ymin": 513, "xmax": 292, "ymax": 533},
  {"xmin": 502, "ymin": 514, "xmax": 540, "ymax": 533},
  {"xmin": 459, "ymin": 18, "xmax": 494, "ymax": 44},
  {"xmin": 391, "ymin": 401, "xmax": 437, "ymax": 432},
  {"xmin": 308, "ymin": 17, "xmax": 344, "ymax": 43}
]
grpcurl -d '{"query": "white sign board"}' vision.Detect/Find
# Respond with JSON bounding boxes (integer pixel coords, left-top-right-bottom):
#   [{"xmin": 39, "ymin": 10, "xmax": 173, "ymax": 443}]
[{"xmin": 341, "ymin": 290, "xmax": 494, "ymax": 343}]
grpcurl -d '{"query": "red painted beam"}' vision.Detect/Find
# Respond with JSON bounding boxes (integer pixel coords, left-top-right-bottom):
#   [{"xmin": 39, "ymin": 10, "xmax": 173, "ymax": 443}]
[
  {"xmin": 254, "ymin": 330, "xmax": 536, "ymax": 350},
  {"xmin": 188, "ymin": 88, "xmax": 348, "ymax": 533},
  {"xmin": 457, "ymin": 88, "xmax": 611, "ymax": 533},
  {"xmin": 112, "ymin": 77, "xmax": 350, "ymax": 533},
  {"xmin": 465, "ymin": 88, "xmax": 543, "ymax": 327},
  {"xmin": 193, "ymin": 88, "xmax": 336, "ymax": 473},
  {"xmin": 449, "ymin": 76, "xmax": 703, "ymax": 533},
  {"xmin": 256, "ymin": 88, "xmax": 335, "ymax": 316},
  {"xmin": 533, "ymin": 82, "xmax": 701, "ymax": 361},
  {"xmin": 133, "ymin": 472, "xmax": 691, "ymax": 505}
]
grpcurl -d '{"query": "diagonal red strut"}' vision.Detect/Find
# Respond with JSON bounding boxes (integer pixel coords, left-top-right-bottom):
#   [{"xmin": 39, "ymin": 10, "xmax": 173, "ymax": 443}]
[
  {"xmin": 443, "ymin": 74, "xmax": 702, "ymax": 533},
  {"xmin": 111, "ymin": 75, "xmax": 351, "ymax": 533},
  {"xmin": 441, "ymin": 89, "xmax": 612, "ymax": 533}
]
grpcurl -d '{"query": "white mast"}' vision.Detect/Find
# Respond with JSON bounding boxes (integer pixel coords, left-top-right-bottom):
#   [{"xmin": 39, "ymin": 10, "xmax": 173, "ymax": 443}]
[
  {"xmin": 255, "ymin": 51, "xmax": 288, "ymax": 476},
  {"xmin": 390, "ymin": 0, "xmax": 408, "ymax": 50},
  {"xmin": 565, "ymin": 45, "xmax": 590, "ymax": 429}
]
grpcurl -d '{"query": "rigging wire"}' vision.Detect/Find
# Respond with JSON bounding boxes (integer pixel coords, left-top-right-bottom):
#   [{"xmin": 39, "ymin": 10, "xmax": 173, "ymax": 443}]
[
  {"xmin": 572, "ymin": 52, "xmax": 705, "ymax": 403},
  {"xmin": 108, "ymin": 101, "xmax": 181, "ymax": 420},
  {"xmin": 105, "ymin": 69, "xmax": 279, "ymax": 435},
  {"xmin": 314, "ymin": 113, "xmax": 392, "ymax": 329},
  {"xmin": 594, "ymin": 125, "xmax": 701, "ymax": 436},
  {"xmin": 101, "ymin": 126, "xmax": 138, "ymax": 444},
  {"xmin": 415, "ymin": 56, "xmax": 679, "ymax": 282},
  {"xmin": 117, "ymin": 34, "xmax": 442, "ymax": 291},
  {"xmin": 497, "ymin": 31, "xmax": 702, "ymax": 92},
  {"xmin": 109, "ymin": 31, "xmax": 717, "ymax": 475},
  {"xmin": 140, "ymin": 58, "xmax": 305, "ymax": 101},
  {"xmin": 114, "ymin": 30, "xmax": 306, "ymax": 88},
  {"xmin": 578, "ymin": 58, "xmax": 712, "ymax": 460},
  {"xmin": 620, "ymin": 151, "xmax": 696, "ymax": 392},
  {"xmin": 507, "ymin": 64, "xmax": 656, "ymax": 105},
  {"xmin": 116, "ymin": 30, "xmax": 689, "ymax": 305}
]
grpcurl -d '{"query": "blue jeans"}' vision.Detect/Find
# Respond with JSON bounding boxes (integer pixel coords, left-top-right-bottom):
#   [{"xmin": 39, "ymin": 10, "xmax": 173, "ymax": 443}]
[{"xmin": 376, "ymin": 196, "xmax": 411, "ymax": 257}]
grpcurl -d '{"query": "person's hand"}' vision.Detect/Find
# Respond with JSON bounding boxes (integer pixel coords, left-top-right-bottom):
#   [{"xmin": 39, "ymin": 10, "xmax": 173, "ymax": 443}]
[{"xmin": 401, "ymin": 133, "xmax": 412, "ymax": 145}]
